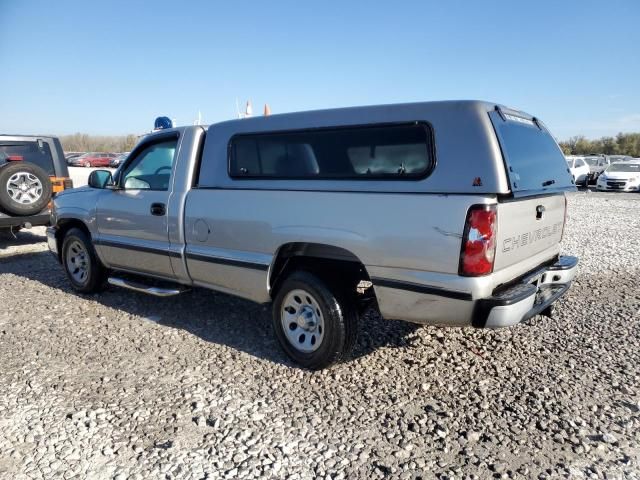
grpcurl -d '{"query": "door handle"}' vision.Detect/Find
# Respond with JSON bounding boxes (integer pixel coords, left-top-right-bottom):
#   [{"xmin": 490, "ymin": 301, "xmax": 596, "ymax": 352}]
[{"xmin": 150, "ymin": 203, "xmax": 166, "ymax": 216}]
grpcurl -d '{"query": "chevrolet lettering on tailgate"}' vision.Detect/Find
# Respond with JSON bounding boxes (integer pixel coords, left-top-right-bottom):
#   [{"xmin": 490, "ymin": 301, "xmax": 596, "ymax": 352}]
[{"xmin": 502, "ymin": 221, "xmax": 565, "ymax": 253}]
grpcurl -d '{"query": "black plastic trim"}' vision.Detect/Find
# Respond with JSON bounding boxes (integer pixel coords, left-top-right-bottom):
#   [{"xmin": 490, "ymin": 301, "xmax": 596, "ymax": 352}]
[
  {"xmin": 371, "ymin": 277, "xmax": 472, "ymax": 301},
  {"xmin": 0, "ymin": 212, "xmax": 50, "ymax": 228},
  {"xmin": 472, "ymin": 283, "xmax": 537, "ymax": 327},
  {"xmin": 497, "ymin": 191, "xmax": 566, "ymax": 203},
  {"xmin": 191, "ymin": 186, "xmax": 498, "ymax": 196},
  {"xmin": 472, "ymin": 278, "xmax": 573, "ymax": 328},
  {"xmin": 94, "ymin": 239, "xmax": 182, "ymax": 258},
  {"xmin": 192, "ymin": 128, "xmax": 207, "ymax": 188},
  {"xmin": 547, "ymin": 255, "xmax": 578, "ymax": 271},
  {"xmin": 186, "ymin": 252, "xmax": 269, "ymax": 271}
]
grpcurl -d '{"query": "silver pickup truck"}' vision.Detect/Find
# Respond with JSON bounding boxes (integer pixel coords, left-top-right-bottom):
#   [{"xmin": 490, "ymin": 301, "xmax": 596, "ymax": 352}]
[{"xmin": 48, "ymin": 101, "xmax": 578, "ymax": 369}]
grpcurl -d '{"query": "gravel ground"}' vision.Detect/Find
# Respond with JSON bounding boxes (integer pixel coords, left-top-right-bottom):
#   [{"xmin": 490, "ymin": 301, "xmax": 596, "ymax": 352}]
[{"xmin": 0, "ymin": 190, "xmax": 639, "ymax": 480}]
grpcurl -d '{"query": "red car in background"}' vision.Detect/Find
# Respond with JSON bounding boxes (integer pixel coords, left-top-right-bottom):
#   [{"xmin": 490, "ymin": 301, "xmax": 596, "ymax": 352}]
[{"xmin": 69, "ymin": 152, "xmax": 117, "ymax": 167}]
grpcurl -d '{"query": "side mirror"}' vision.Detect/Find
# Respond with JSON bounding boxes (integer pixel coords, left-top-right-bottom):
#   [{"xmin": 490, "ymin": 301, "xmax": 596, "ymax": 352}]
[{"xmin": 88, "ymin": 169, "xmax": 115, "ymax": 189}]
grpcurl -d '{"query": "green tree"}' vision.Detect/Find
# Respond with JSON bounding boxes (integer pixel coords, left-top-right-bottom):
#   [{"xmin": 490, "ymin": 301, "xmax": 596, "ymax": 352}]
[{"xmin": 558, "ymin": 132, "xmax": 640, "ymax": 157}]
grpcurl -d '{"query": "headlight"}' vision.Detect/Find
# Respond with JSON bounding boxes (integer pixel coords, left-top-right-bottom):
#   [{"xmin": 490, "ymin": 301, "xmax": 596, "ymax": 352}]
[
  {"xmin": 628, "ymin": 177, "xmax": 640, "ymax": 185},
  {"xmin": 597, "ymin": 175, "xmax": 607, "ymax": 183}
]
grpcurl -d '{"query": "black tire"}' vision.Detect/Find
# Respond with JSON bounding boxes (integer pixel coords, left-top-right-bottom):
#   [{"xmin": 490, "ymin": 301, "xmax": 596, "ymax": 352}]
[
  {"xmin": 272, "ymin": 270, "xmax": 358, "ymax": 370},
  {"xmin": 61, "ymin": 227, "xmax": 107, "ymax": 293},
  {"xmin": 0, "ymin": 162, "xmax": 52, "ymax": 216}
]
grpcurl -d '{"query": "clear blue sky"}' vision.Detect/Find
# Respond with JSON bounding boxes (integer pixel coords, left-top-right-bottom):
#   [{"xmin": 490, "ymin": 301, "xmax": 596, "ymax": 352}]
[{"xmin": 1, "ymin": 0, "xmax": 639, "ymax": 140}]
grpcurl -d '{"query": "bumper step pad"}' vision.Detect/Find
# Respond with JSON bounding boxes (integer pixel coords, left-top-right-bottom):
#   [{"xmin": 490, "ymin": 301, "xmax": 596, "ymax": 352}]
[{"xmin": 473, "ymin": 256, "xmax": 578, "ymax": 328}]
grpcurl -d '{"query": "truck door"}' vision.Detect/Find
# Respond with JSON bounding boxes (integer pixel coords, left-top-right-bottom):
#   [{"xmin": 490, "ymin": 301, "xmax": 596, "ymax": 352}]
[{"xmin": 94, "ymin": 133, "xmax": 179, "ymax": 278}]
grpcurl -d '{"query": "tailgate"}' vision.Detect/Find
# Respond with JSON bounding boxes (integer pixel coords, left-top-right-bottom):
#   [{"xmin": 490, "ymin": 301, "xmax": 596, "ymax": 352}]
[{"xmin": 494, "ymin": 194, "xmax": 565, "ymax": 272}]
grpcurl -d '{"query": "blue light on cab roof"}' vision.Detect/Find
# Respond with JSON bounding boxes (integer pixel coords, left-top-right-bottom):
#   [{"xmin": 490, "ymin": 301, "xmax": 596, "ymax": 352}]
[{"xmin": 154, "ymin": 116, "xmax": 174, "ymax": 130}]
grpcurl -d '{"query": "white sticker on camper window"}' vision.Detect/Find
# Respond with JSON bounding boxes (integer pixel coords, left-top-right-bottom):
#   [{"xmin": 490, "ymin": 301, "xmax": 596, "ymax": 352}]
[{"xmin": 504, "ymin": 114, "xmax": 535, "ymax": 126}]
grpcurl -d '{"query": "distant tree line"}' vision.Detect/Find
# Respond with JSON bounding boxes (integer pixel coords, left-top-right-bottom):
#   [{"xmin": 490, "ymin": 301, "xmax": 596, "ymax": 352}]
[
  {"xmin": 59, "ymin": 133, "xmax": 139, "ymax": 153},
  {"xmin": 59, "ymin": 130, "xmax": 640, "ymax": 157},
  {"xmin": 559, "ymin": 132, "xmax": 640, "ymax": 157}
]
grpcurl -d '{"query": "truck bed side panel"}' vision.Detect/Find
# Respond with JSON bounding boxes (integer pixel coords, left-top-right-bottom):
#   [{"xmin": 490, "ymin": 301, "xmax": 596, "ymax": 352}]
[{"xmin": 183, "ymin": 190, "xmax": 490, "ymax": 303}]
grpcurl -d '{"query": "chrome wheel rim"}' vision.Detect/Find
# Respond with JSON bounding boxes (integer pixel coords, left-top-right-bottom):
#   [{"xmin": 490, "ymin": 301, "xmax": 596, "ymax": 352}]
[
  {"xmin": 281, "ymin": 289, "xmax": 324, "ymax": 353},
  {"xmin": 6, "ymin": 172, "xmax": 43, "ymax": 205},
  {"xmin": 66, "ymin": 240, "xmax": 90, "ymax": 284}
]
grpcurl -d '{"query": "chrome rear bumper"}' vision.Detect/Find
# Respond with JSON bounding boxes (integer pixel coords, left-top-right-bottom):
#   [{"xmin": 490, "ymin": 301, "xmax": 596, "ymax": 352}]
[{"xmin": 473, "ymin": 255, "xmax": 578, "ymax": 328}]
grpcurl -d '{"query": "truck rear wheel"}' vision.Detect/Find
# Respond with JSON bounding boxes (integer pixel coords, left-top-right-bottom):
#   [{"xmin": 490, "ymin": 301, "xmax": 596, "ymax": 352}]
[
  {"xmin": 0, "ymin": 162, "xmax": 52, "ymax": 216},
  {"xmin": 61, "ymin": 228, "xmax": 107, "ymax": 293},
  {"xmin": 272, "ymin": 270, "xmax": 357, "ymax": 369}
]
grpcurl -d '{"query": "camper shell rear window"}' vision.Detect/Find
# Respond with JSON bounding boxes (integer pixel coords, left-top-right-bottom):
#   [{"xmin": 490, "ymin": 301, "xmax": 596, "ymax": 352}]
[
  {"xmin": 490, "ymin": 110, "xmax": 574, "ymax": 194},
  {"xmin": 228, "ymin": 123, "xmax": 435, "ymax": 180}
]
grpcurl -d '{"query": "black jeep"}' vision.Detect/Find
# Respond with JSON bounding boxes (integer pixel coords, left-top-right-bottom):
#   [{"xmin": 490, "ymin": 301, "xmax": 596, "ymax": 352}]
[{"xmin": 0, "ymin": 135, "xmax": 73, "ymax": 234}]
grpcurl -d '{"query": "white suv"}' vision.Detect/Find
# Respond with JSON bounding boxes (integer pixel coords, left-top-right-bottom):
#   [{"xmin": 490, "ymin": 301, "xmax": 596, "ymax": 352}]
[{"xmin": 565, "ymin": 156, "xmax": 590, "ymax": 186}]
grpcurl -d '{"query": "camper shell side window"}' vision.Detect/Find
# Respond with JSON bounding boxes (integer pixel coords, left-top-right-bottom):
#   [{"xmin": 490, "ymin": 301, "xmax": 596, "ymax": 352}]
[{"xmin": 227, "ymin": 122, "xmax": 435, "ymax": 180}]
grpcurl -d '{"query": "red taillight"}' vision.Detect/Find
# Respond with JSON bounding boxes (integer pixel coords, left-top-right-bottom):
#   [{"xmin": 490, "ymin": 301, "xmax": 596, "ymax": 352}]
[
  {"xmin": 6, "ymin": 155, "xmax": 24, "ymax": 161},
  {"xmin": 459, "ymin": 204, "xmax": 497, "ymax": 276}
]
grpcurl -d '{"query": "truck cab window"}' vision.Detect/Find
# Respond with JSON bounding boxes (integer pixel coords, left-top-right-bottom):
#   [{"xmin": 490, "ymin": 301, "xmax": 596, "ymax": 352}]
[{"xmin": 121, "ymin": 140, "xmax": 177, "ymax": 190}]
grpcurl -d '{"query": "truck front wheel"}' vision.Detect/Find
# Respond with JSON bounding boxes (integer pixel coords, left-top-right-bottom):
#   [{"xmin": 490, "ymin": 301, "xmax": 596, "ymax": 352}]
[
  {"xmin": 61, "ymin": 228, "xmax": 107, "ymax": 293},
  {"xmin": 272, "ymin": 270, "xmax": 358, "ymax": 370}
]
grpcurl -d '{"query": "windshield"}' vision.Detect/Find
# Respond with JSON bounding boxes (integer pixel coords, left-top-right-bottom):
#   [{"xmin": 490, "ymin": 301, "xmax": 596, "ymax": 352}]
[
  {"xmin": 583, "ymin": 158, "xmax": 599, "ymax": 166},
  {"xmin": 490, "ymin": 111, "xmax": 574, "ymax": 193},
  {"xmin": 606, "ymin": 163, "xmax": 640, "ymax": 173}
]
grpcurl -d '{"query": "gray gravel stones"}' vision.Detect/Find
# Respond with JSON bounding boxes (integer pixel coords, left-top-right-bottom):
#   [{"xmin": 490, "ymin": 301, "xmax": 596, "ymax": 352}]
[{"xmin": 1, "ymin": 190, "xmax": 640, "ymax": 479}]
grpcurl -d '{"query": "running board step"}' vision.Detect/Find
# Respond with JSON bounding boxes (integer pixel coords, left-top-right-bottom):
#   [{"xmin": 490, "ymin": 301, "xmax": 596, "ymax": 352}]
[{"xmin": 107, "ymin": 277, "xmax": 188, "ymax": 297}]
